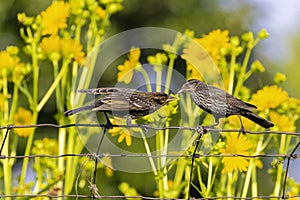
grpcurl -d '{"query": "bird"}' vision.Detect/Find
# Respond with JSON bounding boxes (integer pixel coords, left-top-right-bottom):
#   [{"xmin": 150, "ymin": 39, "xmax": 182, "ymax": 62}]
[
  {"xmin": 64, "ymin": 87, "xmax": 176, "ymax": 127},
  {"xmin": 178, "ymin": 79, "xmax": 274, "ymax": 130}
]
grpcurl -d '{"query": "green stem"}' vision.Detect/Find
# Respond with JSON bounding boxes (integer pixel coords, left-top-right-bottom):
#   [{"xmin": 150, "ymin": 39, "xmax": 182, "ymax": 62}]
[
  {"xmin": 164, "ymin": 54, "xmax": 176, "ymax": 93},
  {"xmin": 206, "ymin": 157, "xmax": 213, "ymax": 196},
  {"xmin": 138, "ymin": 67, "xmax": 152, "ymax": 92},
  {"xmin": 9, "ymin": 84, "xmax": 19, "ymax": 121},
  {"xmin": 228, "ymin": 53, "xmax": 236, "ymax": 94},
  {"xmin": 19, "ymin": 37, "xmax": 39, "ymax": 194},
  {"xmin": 140, "ymin": 130, "xmax": 158, "ymax": 175},
  {"xmin": 58, "ymin": 117, "xmax": 67, "ymax": 194},
  {"xmin": 70, "ymin": 62, "xmax": 79, "ymax": 107},
  {"xmin": 173, "ymin": 158, "xmax": 187, "ymax": 190},
  {"xmin": 155, "ymin": 129, "xmax": 164, "ymax": 197},
  {"xmin": 273, "ymin": 134, "xmax": 286, "ymax": 196},
  {"xmin": 74, "ymin": 36, "xmax": 101, "ymax": 106},
  {"xmin": 227, "ymin": 172, "xmax": 233, "ymax": 199},
  {"xmin": 18, "ymin": 112, "xmax": 38, "ymax": 193},
  {"xmin": 162, "ymin": 121, "xmax": 170, "ymax": 191},
  {"xmin": 53, "ymin": 60, "xmax": 63, "ymax": 112},
  {"xmin": 251, "ymin": 163, "xmax": 258, "ymax": 198},
  {"xmin": 1, "ymin": 69, "xmax": 12, "ymax": 200},
  {"xmin": 241, "ymin": 159, "xmax": 254, "ymax": 197},
  {"xmin": 233, "ymin": 39, "xmax": 259, "ymax": 96},
  {"xmin": 37, "ymin": 62, "xmax": 69, "ymax": 112},
  {"xmin": 156, "ymin": 67, "xmax": 162, "ymax": 92},
  {"xmin": 18, "ymin": 84, "xmax": 33, "ymax": 106},
  {"xmin": 208, "ymin": 160, "xmax": 220, "ymax": 196},
  {"xmin": 242, "ymin": 135, "xmax": 264, "ymax": 197}
]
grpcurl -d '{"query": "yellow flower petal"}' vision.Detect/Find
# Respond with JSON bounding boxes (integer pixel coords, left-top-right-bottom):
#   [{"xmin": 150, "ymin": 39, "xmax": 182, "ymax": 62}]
[
  {"xmin": 108, "ymin": 118, "xmax": 133, "ymax": 146},
  {"xmin": 251, "ymin": 85, "xmax": 288, "ymax": 111},
  {"xmin": 196, "ymin": 29, "xmax": 231, "ymax": 64},
  {"xmin": 269, "ymin": 111, "xmax": 296, "ymax": 132},
  {"xmin": 60, "ymin": 38, "xmax": 85, "ymax": 64},
  {"xmin": 40, "ymin": 35, "xmax": 61, "ymax": 61},
  {"xmin": 0, "ymin": 51, "xmax": 18, "ymax": 69},
  {"xmin": 14, "ymin": 107, "xmax": 34, "ymax": 137},
  {"xmin": 220, "ymin": 133, "xmax": 252, "ymax": 173},
  {"xmin": 117, "ymin": 48, "xmax": 141, "ymax": 84},
  {"xmin": 41, "ymin": 1, "xmax": 70, "ymax": 35}
]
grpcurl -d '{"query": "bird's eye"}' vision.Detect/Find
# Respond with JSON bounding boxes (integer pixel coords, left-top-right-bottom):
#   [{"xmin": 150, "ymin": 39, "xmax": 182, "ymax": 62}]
[{"xmin": 160, "ymin": 96, "xmax": 167, "ymax": 103}]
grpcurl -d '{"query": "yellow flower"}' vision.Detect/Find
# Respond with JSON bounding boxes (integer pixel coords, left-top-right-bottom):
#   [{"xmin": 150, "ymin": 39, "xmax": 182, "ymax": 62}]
[
  {"xmin": 14, "ymin": 107, "xmax": 34, "ymax": 137},
  {"xmin": 40, "ymin": 35, "xmax": 61, "ymax": 61},
  {"xmin": 117, "ymin": 48, "xmax": 141, "ymax": 84},
  {"xmin": 60, "ymin": 38, "xmax": 85, "ymax": 64},
  {"xmin": 226, "ymin": 115, "xmax": 256, "ymax": 131},
  {"xmin": 0, "ymin": 51, "xmax": 18, "ymax": 69},
  {"xmin": 108, "ymin": 118, "xmax": 133, "ymax": 146},
  {"xmin": 41, "ymin": 1, "xmax": 70, "ymax": 35},
  {"xmin": 269, "ymin": 111, "xmax": 296, "ymax": 132},
  {"xmin": 251, "ymin": 85, "xmax": 288, "ymax": 111},
  {"xmin": 220, "ymin": 132, "xmax": 252, "ymax": 173},
  {"xmin": 196, "ymin": 29, "xmax": 231, "ymax": 64},
  {"xmin": 69, "ymin": 0, "xmax": 85, "ymax": 15},
  {"xmin": 96, "ymin": 7, "xmax": 107, "ymax": 19},
  {"xmin": 186, "ymin": 62, "xmax": 203, "ymax": 80},
  {"xmin": 40, "ymin": 36, "xmax": 85, "ymax": 64}
]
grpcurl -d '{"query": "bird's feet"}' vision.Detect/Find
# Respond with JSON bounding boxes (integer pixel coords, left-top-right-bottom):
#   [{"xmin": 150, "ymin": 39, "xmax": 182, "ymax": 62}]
[
  {"xmin": 196, "ymin": 126, "xmax": 208, "ymax": 134},
  {"xmin": 239, "ymin": 126, "xmax": 246, "ymax": 134},
  {"xmin": 104, "ymin": 120, "xmax": 114, "ymax": 129}
]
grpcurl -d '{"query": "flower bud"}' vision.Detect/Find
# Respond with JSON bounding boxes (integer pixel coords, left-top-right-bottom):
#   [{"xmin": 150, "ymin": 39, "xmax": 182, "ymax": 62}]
[
  {"xmin": 274, "ymin": 72, "xmax": 286, "ymax": 84},
  {"xmin": 258, "ymin": 29, "xmax": 269, "ymax": 39},
  {"xmin": 251, "ymin": 60, "xmax": 265, "ymax": 73}
]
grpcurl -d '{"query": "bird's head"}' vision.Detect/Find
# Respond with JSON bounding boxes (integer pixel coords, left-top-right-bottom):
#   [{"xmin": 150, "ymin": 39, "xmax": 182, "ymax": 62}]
[
  {"xmin": 152, "ymin": 93, "xmax": 176, "ymax": 105},
  {"xmin": 177, "ymin": 79, "xmax": 200, "ymax": 94}
]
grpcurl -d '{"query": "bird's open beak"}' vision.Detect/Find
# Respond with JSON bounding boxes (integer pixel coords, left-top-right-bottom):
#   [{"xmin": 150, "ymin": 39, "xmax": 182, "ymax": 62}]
[
  {"xmin": 177, "ymin": 89, "xmax": 184, "ymax": 94},
  {"xmin": 178, "ymin": 87, "xmax": 194, "ymax": 94},
  {"xmin": 166, "ymin": 96, "xmax": 177, "ymax": 102}
]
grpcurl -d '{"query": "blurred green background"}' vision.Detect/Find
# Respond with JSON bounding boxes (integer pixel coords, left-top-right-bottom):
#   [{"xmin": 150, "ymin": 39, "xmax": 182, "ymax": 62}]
[
  {"xmin": 1, "ymin": 0, "xmax": 299, "ymax": 196},
  {"xmin": 1, "ymin": 0, "xmax": 300, "ymax": 96}
]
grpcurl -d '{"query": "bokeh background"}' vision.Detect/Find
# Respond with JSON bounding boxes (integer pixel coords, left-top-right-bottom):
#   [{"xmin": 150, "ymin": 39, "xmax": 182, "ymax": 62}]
[
  {"xmin": 1, "ymin": 0, "xmax": 300, "ymax": 95},
  {"xmin": 1, "ymin": 0, "xmax": 299, "ymax": 196}
]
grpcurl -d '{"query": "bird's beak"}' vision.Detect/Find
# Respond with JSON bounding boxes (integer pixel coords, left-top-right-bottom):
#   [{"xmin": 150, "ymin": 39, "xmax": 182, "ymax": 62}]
[
  {"xmin": 177, "ymin": 89, "xmax": 185, "ymax": 94},
  {"xmin": 166, "ymin": 96, "xmax": 177, "ymax": 102},
  {"xmin": 178, "ymin": 86, "xmax": 194, "ymax": 94}
]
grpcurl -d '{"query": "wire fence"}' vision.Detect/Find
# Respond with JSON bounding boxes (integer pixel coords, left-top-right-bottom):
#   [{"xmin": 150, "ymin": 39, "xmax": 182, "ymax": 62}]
[{"xmin": 0, "ymin": 123, "xmax": 300, "ymax": 199}]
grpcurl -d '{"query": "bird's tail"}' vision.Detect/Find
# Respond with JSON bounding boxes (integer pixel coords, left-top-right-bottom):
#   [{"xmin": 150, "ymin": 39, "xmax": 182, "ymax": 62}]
[
  {"xmin": 64, "ymin": 105, "xmax": 94, "ymax": 116},
  {"xmin": 242, "ymin": 112, "xmax": 274, "ymax": 128}
]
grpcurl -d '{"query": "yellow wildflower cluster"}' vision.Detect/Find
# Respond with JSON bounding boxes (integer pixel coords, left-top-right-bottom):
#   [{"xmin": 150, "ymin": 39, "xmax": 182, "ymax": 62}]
[
  {"xmin": 186, "ymin": 62, "xmax": 203, "ymax": 80},
  {"xmin": 13, "ymin": 107, "xmax": 34, "ymax": 137},
  {"xmin": 40, "ymin": 35, "xmax": 85, "ymax": 64},
  {"xmin": 0, "ymin": 46, "xmax": 29, "ymax": 83},
  {"xmin": 41, "ymin": 1, "xmax": 70, "ymax": 35},
  {"xmin": 195, "ymin": 29, "xmax": 231, "ymax": 64},
  {"xmin": 108, "ymin": 118, "xmax": 139, "ymax": 146},
  {"xmin": 117, "ymin": 48, "xmax": 141, "ymax": 84},
  {"xmin": 251, "ymin": 85, "xmax": 288, "ymax": 111},
  {"xmin": 269, "ymin": 111, "xmax": 296, "ymax": 132},
  {"xmin": 220, "ymin": 132, "xmax": 252, "ymax": 173},
  {"xmin": 0, "ymin": 51, "xmax": 18, "ymax": 70}
]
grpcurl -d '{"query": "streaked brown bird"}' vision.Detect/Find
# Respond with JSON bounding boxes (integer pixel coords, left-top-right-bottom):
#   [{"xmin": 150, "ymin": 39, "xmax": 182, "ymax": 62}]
[
  {"xmin": 64, "ymin": 87, "xmax": 176, "ymax": 127},
  {"xmin": 178, "ymin": 79, "xmax": 274, "ymax": 130}
]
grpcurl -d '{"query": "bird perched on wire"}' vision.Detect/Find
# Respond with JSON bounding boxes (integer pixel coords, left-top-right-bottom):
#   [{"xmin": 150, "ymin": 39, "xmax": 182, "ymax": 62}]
[
  {"xmin": 64, "ymin": 87, "xmax": 176, "ymax": 127},
  {"xmin": 178, "ymin": 79, "xmax": 274, "ymax": 131}
]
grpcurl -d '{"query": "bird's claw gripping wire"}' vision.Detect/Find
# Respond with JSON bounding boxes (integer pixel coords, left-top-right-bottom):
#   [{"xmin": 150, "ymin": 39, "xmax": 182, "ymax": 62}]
[
  {"xmin": 196, "ymin": 126, "xmax": 208, "ymax": 134},
  {"xmin": 104, "ymin": 112, "xmax": 113, "ymax": 129}
]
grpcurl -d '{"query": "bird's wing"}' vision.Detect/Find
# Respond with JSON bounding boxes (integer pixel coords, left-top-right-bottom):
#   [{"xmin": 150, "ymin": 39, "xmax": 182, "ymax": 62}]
[
  {"xmin": 225, "ymin": 93, "xmax": 257, "ymax": 110},
  {"xmin": 92, "ymin": 92, "xmax": 150, "ymax": 112},
  {"xmin": 207, "ymin": 85, "xmax": 257, "ymax": 111},
  {"xmin": 78, "ymin": 87, "xmax": 136, "ymax": 95}
]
